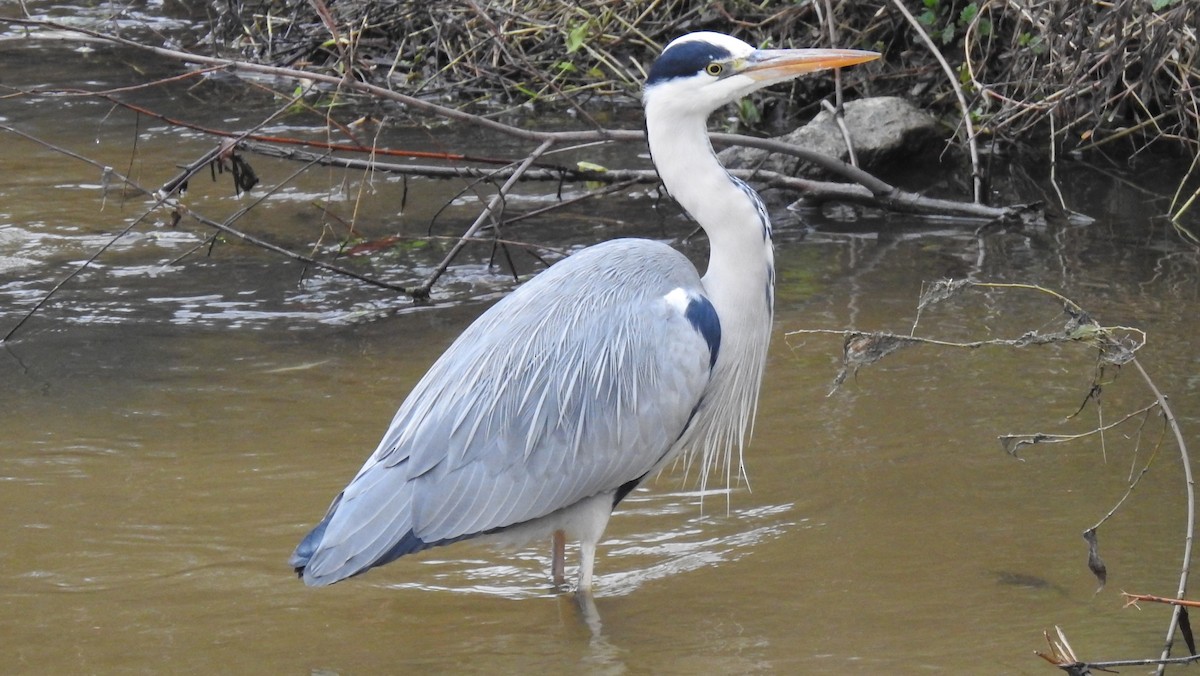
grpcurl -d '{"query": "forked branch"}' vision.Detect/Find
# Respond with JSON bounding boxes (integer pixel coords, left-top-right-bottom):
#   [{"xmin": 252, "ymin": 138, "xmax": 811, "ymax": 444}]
[{"xmin": 787, "ymin": 279, "xmax": 1194, "ymax": 672}]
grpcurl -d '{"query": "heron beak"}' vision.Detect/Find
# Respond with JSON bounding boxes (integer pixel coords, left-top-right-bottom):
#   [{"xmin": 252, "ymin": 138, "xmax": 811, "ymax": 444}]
[{"xmin": 740, "ymin": 48, "xmax": 880, "ymax": 83}]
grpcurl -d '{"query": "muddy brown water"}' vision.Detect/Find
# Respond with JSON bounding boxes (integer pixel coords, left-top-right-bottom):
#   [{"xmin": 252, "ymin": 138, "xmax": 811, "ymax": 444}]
[{"xmin": 3, "ymin": 5, "xmax": 1200, "ymax": 674}]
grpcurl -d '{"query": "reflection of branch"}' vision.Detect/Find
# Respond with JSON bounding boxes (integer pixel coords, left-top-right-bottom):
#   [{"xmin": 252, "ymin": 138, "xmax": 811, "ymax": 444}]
[{"xmin": 0, "ymin": 124, "xmax": 410, "ymax": 342}]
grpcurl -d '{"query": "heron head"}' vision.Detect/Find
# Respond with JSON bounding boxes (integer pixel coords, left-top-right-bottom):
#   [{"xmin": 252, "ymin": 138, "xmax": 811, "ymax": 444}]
[{"xmin": 643, "ymin": 32, "xmax": 879, "ymax": 116}]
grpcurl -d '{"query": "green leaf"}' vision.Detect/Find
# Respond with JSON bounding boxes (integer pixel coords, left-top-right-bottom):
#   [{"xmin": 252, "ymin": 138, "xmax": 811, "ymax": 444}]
[
  {"xmin": 959, "ymin": 3, "xmax": 978, "ymax": 24},
  {"xmin": 1067, "ymin": 323, "xmax": 1102, "ymax": 341},
  {"xmin": 577, "ymin": 161, "xmax": 607, "ymax": 190},
  {"xmin": 940, "ymin": 22, "xmax": 956, "ymax": 44},
  {"xmin": 395, "ymin": 238, "xmax": 429, "ymax": 251},
  {"xmin": 917, "ymin": 9, "xmax": 937, "ymax": 26},
  {"xmin": 738, "ymin": 98, "xmax": 761, "ymax": 126},
  {"xmin": 566, "ymin": 22, "xmax": 588, "ymax": 54},
  {"xmin": 513, "ymin": 83, "xmax": 539, "ymax": 100}
]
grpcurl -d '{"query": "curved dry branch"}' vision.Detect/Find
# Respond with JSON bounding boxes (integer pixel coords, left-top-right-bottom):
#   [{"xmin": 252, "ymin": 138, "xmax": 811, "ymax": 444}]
[
  {"xmin": 1135, "ymin": 357, "xmax": 1197, "ymax": 675},
  {"xmin": 787, "ymin": 279, "xmax": 1195, "ymax": 673}
]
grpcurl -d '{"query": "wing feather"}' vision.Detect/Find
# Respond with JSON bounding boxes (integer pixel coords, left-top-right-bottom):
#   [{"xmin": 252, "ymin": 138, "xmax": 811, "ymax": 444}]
[{"xmin": 297, "ymin": 239, "xmax": 717, "ymax": 583}]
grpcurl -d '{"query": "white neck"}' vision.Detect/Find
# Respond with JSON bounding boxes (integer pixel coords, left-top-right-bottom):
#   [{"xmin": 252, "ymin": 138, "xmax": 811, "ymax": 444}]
[
  {"xmin": 644, "ymin": 97, "xmax": 775, "ymax": 487},
  {"xmin": 645, "ymin": 105, "xmax": 775, "ymax": 322}
]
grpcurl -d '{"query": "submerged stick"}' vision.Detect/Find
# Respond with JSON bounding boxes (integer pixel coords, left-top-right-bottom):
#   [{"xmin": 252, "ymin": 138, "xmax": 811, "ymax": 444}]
[
  {"xmin": 1132, "ymin": 358, "xmax": 1197, "ymax": 675},
  {"xmin": 789, "ymin": 280, "xmax": 1194, "ymax": 672}
]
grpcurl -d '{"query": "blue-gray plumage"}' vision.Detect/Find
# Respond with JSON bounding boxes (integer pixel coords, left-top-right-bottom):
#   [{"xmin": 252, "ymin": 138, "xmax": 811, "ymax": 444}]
[{"xmin": 291, "ymin": 32, "xmax": 879, "ymax": 592}]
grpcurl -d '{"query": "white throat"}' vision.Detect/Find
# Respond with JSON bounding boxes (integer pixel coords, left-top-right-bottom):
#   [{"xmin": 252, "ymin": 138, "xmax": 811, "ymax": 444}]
[
  {"xmin": 644, "ymin": 91, "xmax": 775, "ymax": 488},
  {"xmin": 644, "ymin": 96, "xmax": 775, "ymax": 316}
]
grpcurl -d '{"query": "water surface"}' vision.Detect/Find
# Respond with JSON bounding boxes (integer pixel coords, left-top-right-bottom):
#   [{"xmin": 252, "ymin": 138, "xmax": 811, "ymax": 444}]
[{"xmin": 3, "ymin": 6, "xmax": 1200, "ymax": 674}]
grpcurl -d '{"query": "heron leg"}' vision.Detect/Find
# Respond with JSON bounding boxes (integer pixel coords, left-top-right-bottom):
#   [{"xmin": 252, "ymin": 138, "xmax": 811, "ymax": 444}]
[
  {"xmin": 573, "ymin": 585, "xmax": 603, "ymax": 637},
  {"xmin": 552, "ymin": 529, "xmax": 566, "ymax": 589},
  {"xmin": 577, "ymin": 538, "xmax": 597, "ymax": 593}
]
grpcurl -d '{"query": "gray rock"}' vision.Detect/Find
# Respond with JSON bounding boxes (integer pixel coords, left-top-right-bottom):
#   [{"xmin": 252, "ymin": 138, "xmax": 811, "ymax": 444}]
[{"xmin": 719, "ymin": 96, "xmax": 944, "ymax": 178}]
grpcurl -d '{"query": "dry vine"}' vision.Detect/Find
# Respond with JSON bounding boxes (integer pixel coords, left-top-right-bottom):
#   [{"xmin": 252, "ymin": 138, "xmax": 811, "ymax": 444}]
[{"xmin": 786, "ymin": 279, "xmax": 1195, "ymax": 674}]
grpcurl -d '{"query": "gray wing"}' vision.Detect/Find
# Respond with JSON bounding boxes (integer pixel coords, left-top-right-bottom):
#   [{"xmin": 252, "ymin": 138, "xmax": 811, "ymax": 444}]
[{"xmin": 297, "ymin": 239, "xmax": 718, "ymax": 584}]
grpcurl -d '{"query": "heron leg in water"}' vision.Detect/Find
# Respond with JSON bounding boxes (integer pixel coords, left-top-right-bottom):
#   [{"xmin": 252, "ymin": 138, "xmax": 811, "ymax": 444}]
[
  {"xmin": 552, "ymin": 529, "xmax": 566, "ymax": 588},
  {"xmin": 578, "ymin": 539, "xmax": 597, "ymax": 592}
]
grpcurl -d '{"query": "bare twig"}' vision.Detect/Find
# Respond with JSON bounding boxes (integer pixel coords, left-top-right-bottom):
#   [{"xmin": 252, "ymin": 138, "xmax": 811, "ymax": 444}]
[
  {"xmin": 414, "ymin": 138, "xmax": 556, "ymax": 299},
  {"xmin": 1124, "ymin": 593, "xmax": 1200, "ymax": 610},
  {"xmin": 4, "ymin": 17, "xmax": 1018, "ymax": 223},
  {"xmin": 999, "ymin": 403, "xmax": 1160, "ymax": 458},
  {"xmin": 817, "ymin": 0, "xmax": 857, "ymax": 167},
  {"xmin": 788, "ymin": 279, "xmax": 1194, "ymax": 672},
  {"xmin": 1132, "ymin": 358, "xmax": 1197, "ymax": 675}
]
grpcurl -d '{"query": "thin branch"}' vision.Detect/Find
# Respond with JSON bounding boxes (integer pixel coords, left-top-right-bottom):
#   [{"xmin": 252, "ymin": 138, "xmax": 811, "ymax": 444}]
[
  {"xmin": 4, "ymin": 17, "xmax": 1018, "ymax": 223},
  {"xmin": 789, "ymin": 279, "xmax": 1194, "ymax": 673},
  {"xmin": 999, "ymin": 402, "xmax": 1160, "ymax": 458},
  {"xmin": 1087, "ymin": 408, "xmax": 1166, "ymax": 533},
  {"xmin": 1133, "ymin": 358, "xmax": 1197, "ymax": 675},
  {"xmin": 0, "ymin": 124, "xmax": 407, "ymax": 343},
  {"xmin": 414, "ymin": 138, "xmax": 556, "ymax": 299},
  {"xmin": 180, "ymin": 205, "xmax": 409, "ymax": 293}
]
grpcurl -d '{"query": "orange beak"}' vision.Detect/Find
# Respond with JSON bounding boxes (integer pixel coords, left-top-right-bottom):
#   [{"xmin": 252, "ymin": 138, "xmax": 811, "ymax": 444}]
[{"xmin": 740, "ymin": 48, "xmax": 880, "ymax": 83}]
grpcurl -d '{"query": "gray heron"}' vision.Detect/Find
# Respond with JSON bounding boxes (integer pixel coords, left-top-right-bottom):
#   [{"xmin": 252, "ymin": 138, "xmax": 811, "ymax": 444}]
[{"xmin": 290, "ymin": 32, "xmax": 878, "ymax": 592}]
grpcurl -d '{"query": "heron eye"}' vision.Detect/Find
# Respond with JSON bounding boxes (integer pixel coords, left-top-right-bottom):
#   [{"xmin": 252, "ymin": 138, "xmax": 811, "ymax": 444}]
[{"xmin": 705, "ymin": 62, "xmax": 723, "ymax": 77}]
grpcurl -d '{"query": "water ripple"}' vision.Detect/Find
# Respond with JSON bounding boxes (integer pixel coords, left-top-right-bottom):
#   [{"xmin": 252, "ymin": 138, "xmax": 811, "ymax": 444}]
[{"xmin": 379, "ymin": 500, "xmax": 799, "ymax": 599}]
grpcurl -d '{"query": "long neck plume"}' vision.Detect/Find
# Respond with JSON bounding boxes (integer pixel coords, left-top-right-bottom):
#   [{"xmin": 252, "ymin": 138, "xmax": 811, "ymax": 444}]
[{"xmin": 644, "ymin": 98, "xmax": 775, "ymax": 489}]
